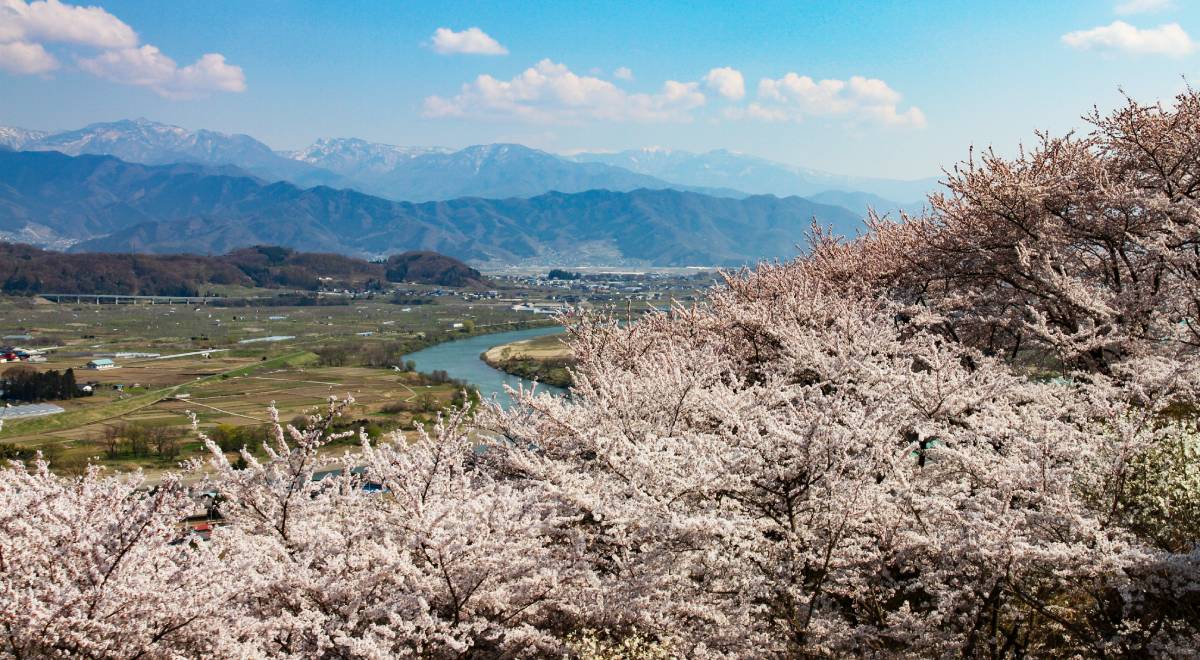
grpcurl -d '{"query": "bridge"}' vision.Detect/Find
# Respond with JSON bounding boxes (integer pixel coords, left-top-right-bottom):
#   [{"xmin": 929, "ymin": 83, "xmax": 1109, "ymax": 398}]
[{"xmin": 38, "ymin": 293, "xmax": 219, "ymax": 305}]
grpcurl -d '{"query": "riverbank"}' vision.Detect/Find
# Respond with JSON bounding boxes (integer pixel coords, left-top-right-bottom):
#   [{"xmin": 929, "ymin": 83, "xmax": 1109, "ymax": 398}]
[
  {"xmin": 402, "ymin": 326, "xmax": 568, "ymax": 407},
  {"xmin": 481, "ymin": 333, "xmax": 575, "ymax": 388},
  {"xmin": 404, "ymin": 317, "xmax": 562, "ymax": 357}
]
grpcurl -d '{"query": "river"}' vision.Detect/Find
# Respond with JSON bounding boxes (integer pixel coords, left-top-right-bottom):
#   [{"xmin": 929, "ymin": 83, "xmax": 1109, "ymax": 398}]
[{"xmin": 402, "ymin": 325, "xmax": 568, "ymax": 408}]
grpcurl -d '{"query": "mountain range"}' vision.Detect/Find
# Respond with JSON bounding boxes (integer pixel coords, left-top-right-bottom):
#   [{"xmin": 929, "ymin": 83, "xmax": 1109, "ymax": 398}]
[
  {"xmin": 8, "ymin": 119, "xmax": 348, "ymax": 190},
  {"xmin": 1, "ymin": 119, "xmax": 937, "ymax": 211},
  {"xmin": 0, "ymin": 150, "xmax": 861, "ymax": 266},
  {"xmin": 0, "ymin": 127, "xmax": 50, "ymax": 150},
  {"xmin": 4, "ymin": 120, "xmax": 714, "ymax": 202},
  {"xmin": 570, "ymin": 147, "xmax": 935, "ymax": 208},
  {"xmin": 284, "ymin": 139, "xmax": 718, "ymax": 201}
]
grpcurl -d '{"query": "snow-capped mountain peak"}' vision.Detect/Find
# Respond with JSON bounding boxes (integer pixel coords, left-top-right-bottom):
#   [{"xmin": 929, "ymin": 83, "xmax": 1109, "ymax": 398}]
[
  {"xmin": 287, "ymin": 137, "xmax": 450, "ymax": 176},
  {"xmin": 0, "ymin": 126, "xmax": 51, "ymax": 150}
]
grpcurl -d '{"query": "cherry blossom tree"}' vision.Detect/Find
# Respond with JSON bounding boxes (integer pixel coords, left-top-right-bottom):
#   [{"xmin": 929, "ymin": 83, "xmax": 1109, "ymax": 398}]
[
  {"xmin": 0, "ymin": 458, "xmax": 235, "ymax": 657},
  {"xmin": 0, "ymin": 402, "xmax": 596, "ymax": 658},
  {"xmin": 480, "ymin": 275, "xmax": 1199, "ymax": 656},
  {"xmin": 192, "ymin": 399, "xmax": 591, "ymax": 657},
  {"xmin": 2, "ymin": 90, "xmax": 1199, "ymax": 657},
  {"xmin": 804, "ymin": 90, "xmax": 1200, "ymax": 375}
]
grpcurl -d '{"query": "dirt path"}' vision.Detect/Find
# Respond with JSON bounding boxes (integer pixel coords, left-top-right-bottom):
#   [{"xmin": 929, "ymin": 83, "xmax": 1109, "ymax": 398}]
[{"xmin": 181, "ymin": 399, "xmax": 271, "ymax": 423}]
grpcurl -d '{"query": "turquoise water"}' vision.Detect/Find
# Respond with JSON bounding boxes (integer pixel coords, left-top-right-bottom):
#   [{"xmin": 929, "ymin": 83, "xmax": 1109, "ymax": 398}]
[{"xmin": 402, "ymin": 325, "xmax": 568, "ymax": 408}]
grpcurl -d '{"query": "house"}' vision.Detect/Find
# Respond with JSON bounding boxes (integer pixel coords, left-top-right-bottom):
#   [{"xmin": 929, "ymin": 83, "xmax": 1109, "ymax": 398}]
[{"xmin": 86, "ymin": 358, "xmax": 118, "ymax": 370}]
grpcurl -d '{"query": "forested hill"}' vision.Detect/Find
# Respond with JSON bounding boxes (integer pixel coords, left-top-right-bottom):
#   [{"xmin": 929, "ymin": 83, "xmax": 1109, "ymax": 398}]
[
  {"xmin": 0, "ymin": 244, "xmax": 487, "ymax": 296},
  {"xmin": 0, "ymin": 150, "xmax": 861, "ymax": 266}
]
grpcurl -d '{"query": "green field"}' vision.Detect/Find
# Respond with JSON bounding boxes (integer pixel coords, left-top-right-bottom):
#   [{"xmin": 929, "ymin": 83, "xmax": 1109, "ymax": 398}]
[
  {"xmin": 0, "ymin": 294, "xmax": 550, "ymax": 476},
  {"xmin": 0, "ymin": 273, "xmax": 711, "ymax": 476}
]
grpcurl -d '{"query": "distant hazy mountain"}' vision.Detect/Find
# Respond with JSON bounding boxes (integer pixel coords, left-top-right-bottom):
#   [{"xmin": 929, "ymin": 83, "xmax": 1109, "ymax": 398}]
[
  {"xmin": 17, "ymin": 118, "xmax": 347, "ymax": 189},
  {"xmin": 284, "ymin": 138, "xmax": 451, "ymax": 179},
  {"xmin": 283, "ymin": 139, "xmax": 721, "ymax": 202},
  {"xmin": 2, "ymin": 119, "xmax": 921, "ymax": 210},
  {"xmin": 571, "ymin": 148, "xmax": 939, "ymax": 203},
  {"xmin": 0, "ymin": 127, "xmax": 49, "ymax": 150},
  {"xmin": 0, "ymin": 150, "xmax": 861, "ymax": 266},
  {"xmin": 806, "ymin": 190, "xmax": 925, "ymax": 219}
]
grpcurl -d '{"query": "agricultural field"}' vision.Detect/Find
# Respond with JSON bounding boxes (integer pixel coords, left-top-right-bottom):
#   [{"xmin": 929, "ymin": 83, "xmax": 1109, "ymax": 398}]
[
  {"xmin": 0, "ymin": 293, "xmax": 551, "ymax": 477},
  {"xmin": 0, "ymin": 272, "xmax": 713, "ymax": 477},
  {"xmin": 0, "ymin": 293, "xmax": 540, "ymax": 352}
]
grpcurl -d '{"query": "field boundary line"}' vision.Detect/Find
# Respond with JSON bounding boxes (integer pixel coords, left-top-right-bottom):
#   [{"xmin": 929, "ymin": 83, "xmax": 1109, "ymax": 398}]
[{"xmin": 183, "ymin": 400, "xmax": 270, "ymax": 423}]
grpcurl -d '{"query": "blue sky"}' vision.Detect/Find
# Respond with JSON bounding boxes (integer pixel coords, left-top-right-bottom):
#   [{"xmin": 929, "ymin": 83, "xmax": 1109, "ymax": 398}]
[{"xmin": 1, "ymin": 0, "xmax": 1197, "ymax": 178}]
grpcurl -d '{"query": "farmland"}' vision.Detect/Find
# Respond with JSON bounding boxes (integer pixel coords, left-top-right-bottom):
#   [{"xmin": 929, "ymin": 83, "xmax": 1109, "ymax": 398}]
[
  {"xmin": 0, "ymin": 292, "xmax": 550, "ymax": 476},
  {"xmin": 0, "ymin": 269, "xmax": 715, "ymax": 477}
]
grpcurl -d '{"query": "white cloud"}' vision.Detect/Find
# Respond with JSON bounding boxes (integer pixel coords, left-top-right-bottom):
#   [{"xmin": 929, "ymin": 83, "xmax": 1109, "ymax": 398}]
[
  {"xmin": 1062, "ymin": 20, "xmax": 1194, "ymax": 56},
  {"xmin": 78, "ymin": 45, "xmax": 172, "ymax": 86},
  {"xmin": 0, "ymin": 0, "xmax": 245, "ymax": 98},
  {"xmin": 703, "ymin": 66, "xmax": 745, "ymax": 100},
  {"xmin": 430, "ymin": 27, "xmax": 507, "ymax": 55},
  {"xmin": 423, "ymin": 59, "xmax": 705, "ymax": 123},
  {"xmin": 0, "ymin": 0, "xmax": 136, "ymax": 49},
  {"xmin": 426, "ymin": 61, "xmax": 923, "ymax": 129},
  {"xmin": 0, "ymin": 39, "xmax": 58, "ymax": 74},
  {"xmin": 747, "ymin": 73, "xmax": 925, "ymax": 127},
  {"xmin": 79, "ymin": 45, "xmax": 245, "ymax": 98},
  {"xmin": 173, "ymin": 54, "xmax": 245, "ymax": 95},
  {"xmin": 1115, "ymin": 0, "xmax": 1173, "ymax": 15},
  {"xmin": 613, "ymin": 66, "xmax": 633, "ymax": 80}
]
